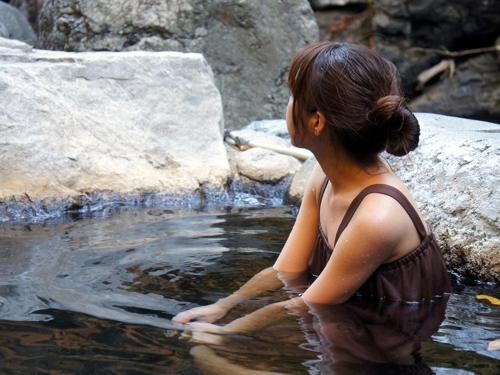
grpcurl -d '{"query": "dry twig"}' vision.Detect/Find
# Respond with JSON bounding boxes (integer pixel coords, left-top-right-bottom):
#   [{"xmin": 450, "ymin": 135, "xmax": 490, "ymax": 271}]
[
  {"xmin": 414, "ymin": 45, "xmax": 500, "ymax": 57},
  {"xmin": 417, "ymin": 59, "xmax": 455, "ymax": 89}
]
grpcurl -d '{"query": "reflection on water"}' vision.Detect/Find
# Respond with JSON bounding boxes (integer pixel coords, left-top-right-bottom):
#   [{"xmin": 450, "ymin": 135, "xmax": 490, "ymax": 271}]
[
  {"xmin": 0, "ymin": 207, "xmax": 499, "ymax": 374},
  {"xmin": 0, "ymin": 309, "xmax": 199, "ymax": 375},
  {"xmin": 304, "ymin": 298, "xmax": 448, "ymax": 374}
]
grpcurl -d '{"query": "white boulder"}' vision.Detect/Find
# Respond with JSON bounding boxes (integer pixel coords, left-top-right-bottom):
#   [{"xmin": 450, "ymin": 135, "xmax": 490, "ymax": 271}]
[{"xmin": 0, "ymin": 37, "xmax": 230, "ymax": 220}]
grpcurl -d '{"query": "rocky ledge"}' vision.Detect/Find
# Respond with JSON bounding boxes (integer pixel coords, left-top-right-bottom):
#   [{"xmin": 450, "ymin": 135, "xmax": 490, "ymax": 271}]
[{"xmin": 0, "ymin": 37, "xmax": 230, "ymax": 221}]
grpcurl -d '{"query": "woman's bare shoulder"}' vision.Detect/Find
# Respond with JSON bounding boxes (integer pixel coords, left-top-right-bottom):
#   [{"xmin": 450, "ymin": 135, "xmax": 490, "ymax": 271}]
[{"xmin": 345, "ymin": 189, "xmax": 423, "ymax": 256}]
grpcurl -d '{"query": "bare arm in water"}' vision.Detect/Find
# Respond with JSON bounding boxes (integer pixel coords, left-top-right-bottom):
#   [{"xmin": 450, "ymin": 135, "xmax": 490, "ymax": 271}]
[
  {"xmin": 173, "ymin": 266, "xmax": 285, "ymax": 324},
  {"xmin": 172, "ymin": 164, "xmax": 325, "ymax": 324}
]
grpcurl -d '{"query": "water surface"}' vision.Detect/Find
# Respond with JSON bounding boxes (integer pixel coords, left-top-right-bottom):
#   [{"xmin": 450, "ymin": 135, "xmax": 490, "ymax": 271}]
[{"xmin": 0, "ymin": 207, "xmax": 499, "ymax": 374}]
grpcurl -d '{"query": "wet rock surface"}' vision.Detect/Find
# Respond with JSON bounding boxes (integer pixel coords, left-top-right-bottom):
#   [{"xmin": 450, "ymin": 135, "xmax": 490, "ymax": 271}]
[
  {"xmin": 286, "ymin": 113, "xmax": 500, "ymax": 281},
  {"xmin": 38, "ymin": 0, "xmax": 319, "ymax": 129},
  {"xmin": 410, "ymin": 54, "xmax": 500, "ymax": 123},
  {"xmin": 312, "ymin": 0, "xmax": 500, "ymax": 122},
  {"xmin": 373, "ymin": 0, "xmax": 500, "ymax": 98},
  {"xmin": 0, "ymin": 37, "xmax": 230, "ymax": 222}
]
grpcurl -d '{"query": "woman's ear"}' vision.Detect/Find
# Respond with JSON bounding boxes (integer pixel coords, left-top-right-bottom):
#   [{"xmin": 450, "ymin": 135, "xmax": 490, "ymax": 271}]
[{"xmin": 308, "ymin": 111, "xmax": 327, "ymax": 136}]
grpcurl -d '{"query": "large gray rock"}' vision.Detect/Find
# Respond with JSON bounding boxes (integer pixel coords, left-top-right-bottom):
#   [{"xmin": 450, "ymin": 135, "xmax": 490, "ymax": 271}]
[
  {"xmin": 315, "ymin": 4, "xmax": 375, "ymax": 43},
  {"xmin": 0, "ymin": 37, "xmax": 230, "ymax": 221},
  {"xmin": 8, "ymin": 0, "xmax": 46, "ymax": 32},
  {"xmin": 411, "ymin": 54, "xmax": 500, "ymax": 122},
  {"xmin": 0, "ymin": 2, "xmax": 37, "ymax": 44},
  {"xmin": 373, "ymin": 0, "xmax": 500, "ymax": 97},
  {"xmin": 39, "ymin": 0, "xmax": 319, "ymax": 129},
  {"xmin": 285, "ymin": 113, "xmax": 500, "ymax": 281}
]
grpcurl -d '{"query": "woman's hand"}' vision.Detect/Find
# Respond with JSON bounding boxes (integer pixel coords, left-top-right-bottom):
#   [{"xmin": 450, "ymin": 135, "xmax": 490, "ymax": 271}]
[
  {"xmin": 185, "ymin": 322, "xmax": 228, "ymax": 345},
  {"xmin": 172, "ymin": 302, "xmax": 229, "ymax": 324},
  {"xmin": 173, "ymin": 267, "xmax": 285, "ymax": 325}
]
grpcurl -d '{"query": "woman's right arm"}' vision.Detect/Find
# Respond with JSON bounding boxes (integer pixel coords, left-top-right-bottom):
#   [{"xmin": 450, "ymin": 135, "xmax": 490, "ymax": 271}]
[{"xmin": 273, "ymin": 162, "xmax": 324, "ymax": 272}]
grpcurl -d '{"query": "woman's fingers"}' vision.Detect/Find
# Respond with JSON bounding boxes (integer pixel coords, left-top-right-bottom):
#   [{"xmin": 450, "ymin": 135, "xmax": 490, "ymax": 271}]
[
  {"xmin": 172, "ymin": 310, "xmax": 195, "ymax": 324},
  {"xmin": 173, "ymin": 311, "xmax": 211, "ymax": 324},
  {"xmin": 177, "ymin": 322, "xmax": 227, "ymax": 345},
  {"xmin": 173, "ymin": 306, "xmax": 207, "ymax": 323},
  {"xmin": 173, "ymin": 304, "xmax": 227, "ymax": 324},
  {"xmin": 191, "ymin": 330, "xmax": 224, "ymax": 345},
  {"xmin": 188, "ymin": 322, "xmax": 227, "ymax": 345},
  {"xmin": 179, "ymin": 330, "xmax": 192, "ymax": 341},
  {"xmin": 188, "ymin": 322, "xmax": 226, "ymax": 334}
]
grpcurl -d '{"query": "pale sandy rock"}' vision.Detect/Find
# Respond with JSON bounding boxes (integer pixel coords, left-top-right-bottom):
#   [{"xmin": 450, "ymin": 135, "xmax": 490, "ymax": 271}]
[
  {"xmin": 232, "ymin": 148, "xmax": 302, "ymax": 183},
  {"xmin": 226, "ymin": 121, "xmax": 312, "ymax": 184},
  {"xmin": 0, "ymin": 35, "xmax": 32, "ymax": 52},
  {"xmin": 285, "ymin": 113, "xmax": 500, "ymax": 281},
  {"xmin": 225, "ymin": 145, "xmax": 240, "ymax": 180},
  {"xmin": 0, "ymin": 37, "xmax": 230, "ymax": 221}
]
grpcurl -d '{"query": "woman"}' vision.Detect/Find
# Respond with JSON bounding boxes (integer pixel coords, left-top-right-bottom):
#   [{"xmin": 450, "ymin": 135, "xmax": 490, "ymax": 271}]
[{"xmin": 174, "ymin": 42, "xmax": 451, "ymax": 328}]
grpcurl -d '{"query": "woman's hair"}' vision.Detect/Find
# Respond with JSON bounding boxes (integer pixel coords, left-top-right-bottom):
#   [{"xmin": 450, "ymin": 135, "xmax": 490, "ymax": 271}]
[{"xmin": 288, "ymin": 42, "xmax": 419, "ymax": 160}]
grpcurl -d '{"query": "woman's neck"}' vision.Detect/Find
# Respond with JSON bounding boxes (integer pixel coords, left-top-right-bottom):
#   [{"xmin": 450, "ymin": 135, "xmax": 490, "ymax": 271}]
[{"xmin": 314, "ymin": 145, "xmax": 390, "ymax": 194}]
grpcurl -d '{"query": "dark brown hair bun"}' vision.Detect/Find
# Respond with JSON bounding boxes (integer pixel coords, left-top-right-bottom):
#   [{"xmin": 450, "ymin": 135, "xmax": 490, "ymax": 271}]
[
  {"xmin": 288, "ymin": 42, "xmax": 421, "ymax": 162},
  {"xmin": 368, "ymin": 96, "xmax": 420, "ymax": 156}
]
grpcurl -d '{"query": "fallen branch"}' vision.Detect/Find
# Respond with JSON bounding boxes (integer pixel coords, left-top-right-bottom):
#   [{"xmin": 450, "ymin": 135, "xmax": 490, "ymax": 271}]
[
  {"xmin": 224, "ymin": 131, "xmax": 313, "ymax": 161},
  {"xmin": 417, "ymin": 59, "xmax": 455, "ymax": 89},
  {"xmin": 414, "ymin": 45, "xmax": 500, "ymax": 58}
]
